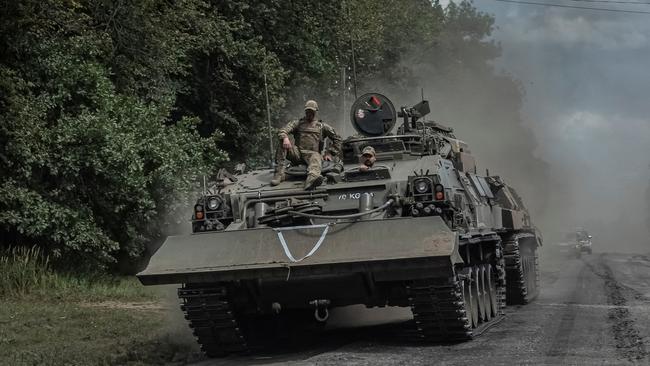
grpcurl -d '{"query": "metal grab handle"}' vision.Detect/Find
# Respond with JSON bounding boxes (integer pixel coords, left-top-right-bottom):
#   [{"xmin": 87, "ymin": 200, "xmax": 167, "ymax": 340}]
[
  {"xmin": 287, "ymin": 199, "xmax": 394, "ymax": 220},
  {"xmin": 274, "ymin": 224, "xmax": 331, "ymax": 263}
]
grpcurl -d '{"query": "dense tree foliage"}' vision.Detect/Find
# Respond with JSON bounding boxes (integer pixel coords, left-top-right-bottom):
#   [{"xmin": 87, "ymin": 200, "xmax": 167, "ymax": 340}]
[
  {"xmin": 0, "ymin": 0, "xmax": 545, "ymax": 270},
  {"xmin": 0, "ymin": 0, "xmax": 226, "ymax": 269}
]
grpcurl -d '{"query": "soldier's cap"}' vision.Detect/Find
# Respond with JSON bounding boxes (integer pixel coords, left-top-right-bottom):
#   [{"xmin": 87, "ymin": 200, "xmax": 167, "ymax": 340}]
[
  {"xmin": 361, "ymin": 146, "xmax": 376, "ymax": 157},
  {"xmin": 304, "ymin": 100, "xmax": 319, "ymax": 111}
]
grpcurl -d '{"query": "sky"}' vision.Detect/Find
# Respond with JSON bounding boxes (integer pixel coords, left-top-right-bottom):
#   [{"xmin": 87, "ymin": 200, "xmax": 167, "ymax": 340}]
[{"xmin": 444, "ymin": 0, "xmax": 650, "ymax": 249}]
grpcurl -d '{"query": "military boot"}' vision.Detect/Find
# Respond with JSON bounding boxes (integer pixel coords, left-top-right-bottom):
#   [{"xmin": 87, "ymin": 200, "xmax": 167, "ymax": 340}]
[
  {"xmin": 270, "ymin": 166, "xmax": 286, "ymax": 186},
  {"xmin": 304, "ymin": 174, "xmax": 324, "ymax": 190}
]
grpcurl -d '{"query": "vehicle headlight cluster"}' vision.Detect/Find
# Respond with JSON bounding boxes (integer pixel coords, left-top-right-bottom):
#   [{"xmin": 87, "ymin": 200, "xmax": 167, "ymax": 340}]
[
  {"xmin": 409, "ymin": 175, "xmax": 446, "ymax": 215},
  {"xmin": 207, "ymin": 196, "xmax": 222, "ymax": 211},
  {"xmin": 192, "ymin": 194, "xmax": 232, "ymax": 233}
]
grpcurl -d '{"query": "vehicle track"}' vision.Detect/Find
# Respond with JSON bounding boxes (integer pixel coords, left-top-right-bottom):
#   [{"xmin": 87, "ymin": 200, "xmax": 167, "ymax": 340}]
[
  {"xmin": 598, "ymin": 256, "xmax": 648, "ymax": 361},
  {"xmin": 179, "ymin": 285, "xmax": 248, "ymax": 357},
  {"xmin": 543, "ymin": 265, "xmax": 585, "ymax": 361},
  {"xmin": 504, "ymin": 233, "xmax": 540, "ymax": 305},
  {"xmin": 407, "ymin": 235, "xmax": 507, "ymax": 343},
  {"xmin": 581, "ymin": 254, "xmax": 648, "ymax": 361}
]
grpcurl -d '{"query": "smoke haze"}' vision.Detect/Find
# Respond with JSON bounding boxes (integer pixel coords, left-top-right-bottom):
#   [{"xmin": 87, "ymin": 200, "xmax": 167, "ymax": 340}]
[
  {"xmin": 320, "ymin": 1, "xmax": 650, "ymax": 253},
  {"xmin": 290, "ymin": 1, "xmax": 650, "ymax": 254},
  {"xmin": 472, "ymin": 1, "xmax": 650, "ymax": 252}
]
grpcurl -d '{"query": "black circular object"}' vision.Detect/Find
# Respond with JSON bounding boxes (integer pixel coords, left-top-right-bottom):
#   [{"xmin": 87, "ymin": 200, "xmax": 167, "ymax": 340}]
[
  {"xmin": 350, "ymin": 93, "xmax": 396, "ymax": 137},
  {"xmin": 207, "ymin": 196, "xmax": 222, "ymax": 210},
  {"xmin": 415, "ymin": 179, "xmax": 430, "ymax": 193}
]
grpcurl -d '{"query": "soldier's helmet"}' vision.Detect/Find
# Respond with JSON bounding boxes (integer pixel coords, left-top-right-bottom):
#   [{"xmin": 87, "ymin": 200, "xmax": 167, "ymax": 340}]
[
  {"xmin": 362, "ymin": 146, "xmax": 376, "ymax": 157},
  {"xmin": 304, "ymin": 100, "xmax": 319, "ymax": 111}
]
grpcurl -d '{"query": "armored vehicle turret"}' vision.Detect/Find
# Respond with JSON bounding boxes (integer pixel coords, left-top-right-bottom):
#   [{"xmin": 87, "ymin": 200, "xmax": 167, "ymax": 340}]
[{"xmin": 138, "ymin": 93, "xmax": 542, "ymax": 356}]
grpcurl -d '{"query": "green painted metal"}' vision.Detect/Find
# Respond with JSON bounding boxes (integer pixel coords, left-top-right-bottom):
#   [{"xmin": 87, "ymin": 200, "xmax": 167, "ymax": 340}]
[{"xmin": 137, "ymin": 216, "xmax": 460, "ymax": 285}]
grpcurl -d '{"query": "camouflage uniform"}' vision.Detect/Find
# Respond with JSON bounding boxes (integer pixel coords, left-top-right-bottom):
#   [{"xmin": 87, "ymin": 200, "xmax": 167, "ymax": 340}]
[{"xmin": 275, "ymin": 118, "xmax": 342, "ymax": 177}]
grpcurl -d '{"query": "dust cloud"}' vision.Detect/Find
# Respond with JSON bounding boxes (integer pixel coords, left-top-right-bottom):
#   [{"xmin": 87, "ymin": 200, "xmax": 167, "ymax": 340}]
[
  {"xmin": 152, "ymin": 285, "xmax": 201, "ymax": 352},
  {"xmin": 476, "ymin": 2, "xmax": 650, "ymax": 254},
  {"xmin": 309, "ymin": 3, "xmax": 650, "ymax": 255}
]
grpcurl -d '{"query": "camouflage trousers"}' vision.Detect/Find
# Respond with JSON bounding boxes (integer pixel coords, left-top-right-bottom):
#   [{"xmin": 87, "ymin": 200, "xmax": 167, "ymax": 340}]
[{"xmin": 275, "ymin": 144, "xmax": 322, "ymax": 177}]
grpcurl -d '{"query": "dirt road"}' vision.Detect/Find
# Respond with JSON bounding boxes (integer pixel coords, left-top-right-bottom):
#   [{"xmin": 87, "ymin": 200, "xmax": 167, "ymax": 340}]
[{"xmin": 190, "ymin": 251, "xmax": 650, "ymax": 365}]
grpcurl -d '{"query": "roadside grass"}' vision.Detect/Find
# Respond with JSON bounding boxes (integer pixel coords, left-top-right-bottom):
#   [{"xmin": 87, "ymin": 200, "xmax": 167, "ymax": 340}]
[
  {"xmin": 0, "ymin": 246, "xmax": 200, "ymax": 365},
  {"xmin": 0, "ymin": 246, "xmax": 155, "ymax": 302}
]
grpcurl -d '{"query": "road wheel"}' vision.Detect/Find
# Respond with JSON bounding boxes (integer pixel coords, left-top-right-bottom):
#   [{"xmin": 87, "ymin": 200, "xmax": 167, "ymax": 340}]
[
  {"xmin": 474, "ymin": 266, "xmax": 487, "ymax": 322},
  {"xmin": 461, "ymin": 270, "xmax": 478, "ymax": 328},
  {"xmin": 466, "ymin": 267, "xmax": 479, "ymax": 328},
  {"xmin": 483, "ymin": 264, "xmax": 495, "ymax": 320}
]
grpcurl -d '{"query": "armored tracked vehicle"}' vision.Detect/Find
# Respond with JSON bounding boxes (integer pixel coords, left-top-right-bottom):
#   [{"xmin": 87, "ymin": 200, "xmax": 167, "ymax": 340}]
[{"xmin": 137, "ymin": 93, "xmax": 542, "ymax": 356}]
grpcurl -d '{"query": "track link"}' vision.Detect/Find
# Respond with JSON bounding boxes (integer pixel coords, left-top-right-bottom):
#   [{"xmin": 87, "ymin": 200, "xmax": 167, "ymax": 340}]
[
  {"xmin": 407, "ymin": 237, "xmax": 506, "ymax": 342},
  {"xmin": 178, "ymin": 284, "xmax": 248, "ymax": 357},
  {"xmin": 407, "ymin": 279, "xmax": 473, "ymax": 341},
  {"xmin": 504, "ymin": 233, "xmax": 540, "ymax": 304}
]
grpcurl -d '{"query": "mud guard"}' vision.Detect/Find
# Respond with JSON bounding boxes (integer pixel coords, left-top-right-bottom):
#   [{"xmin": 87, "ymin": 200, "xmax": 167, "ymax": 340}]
[{"xmin": 137, "ymin": 216, "xmax": 461, "ymax": 285}]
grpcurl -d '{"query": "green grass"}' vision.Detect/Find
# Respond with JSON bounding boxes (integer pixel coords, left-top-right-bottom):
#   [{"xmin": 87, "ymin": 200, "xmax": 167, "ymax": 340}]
[
  {"xmin": 0, "ymin": 246, "xmax": 201, "ymax": 365},
  {"xmin": 0, "ymin": 246, "xmax": 154, "ymax": 302},
  {"xmin": 0, "ymin": 246, "xmax": 54, "ymax": 297},
  {"xmin": 0, "ymin": 299, "xmax": 199, "ymax": 366}
]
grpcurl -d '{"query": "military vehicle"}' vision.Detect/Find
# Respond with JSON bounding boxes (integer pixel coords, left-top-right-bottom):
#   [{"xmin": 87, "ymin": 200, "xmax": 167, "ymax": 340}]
[
  {"xmin": 137, "ymin": 93, "xmax": 542, "ymax": 356},
  {"xmin": 568, "ymin": 228, "xmax": 593, "ymax": 258}
]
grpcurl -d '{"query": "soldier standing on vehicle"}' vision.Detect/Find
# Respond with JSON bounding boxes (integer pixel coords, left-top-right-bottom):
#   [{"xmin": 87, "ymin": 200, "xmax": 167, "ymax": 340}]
[
  {"xmin": 271, "ymin": 100, "xmax": 342, "ymax": 189},
  {"xmin": 358, "ymin": 146, "xmax": 376, "ymax": 172}
]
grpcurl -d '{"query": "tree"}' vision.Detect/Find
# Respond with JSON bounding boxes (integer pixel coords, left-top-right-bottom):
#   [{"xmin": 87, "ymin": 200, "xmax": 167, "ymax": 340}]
[
  {"xmin": 0, "ymin": 0, "xmax": 222, "ymax": 269},
  {"xmin": 0, "ymin": 0, "xmax": 548, "ymax": 270}
]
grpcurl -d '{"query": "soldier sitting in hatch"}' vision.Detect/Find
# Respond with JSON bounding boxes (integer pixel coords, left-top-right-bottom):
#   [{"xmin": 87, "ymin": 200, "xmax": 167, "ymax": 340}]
[
  {"xmin": 271, "ymin": 100, "xmax": 342, "ymax": 190},
  {"xmin": 358, "ymin": 146, "xmax": 376, "ymax": 172}
]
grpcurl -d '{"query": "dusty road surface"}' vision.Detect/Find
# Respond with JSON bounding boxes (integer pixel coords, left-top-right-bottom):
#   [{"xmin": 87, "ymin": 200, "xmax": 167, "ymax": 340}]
[{"xmin": 188, "ymin": 251, "xmax": 650, "ymax": 366}]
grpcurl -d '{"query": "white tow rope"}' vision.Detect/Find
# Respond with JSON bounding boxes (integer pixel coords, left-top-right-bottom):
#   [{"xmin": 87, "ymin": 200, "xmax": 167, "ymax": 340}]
[{"xmin": 274, "ymin": 224, "xmax": 331, "ymax": 263}]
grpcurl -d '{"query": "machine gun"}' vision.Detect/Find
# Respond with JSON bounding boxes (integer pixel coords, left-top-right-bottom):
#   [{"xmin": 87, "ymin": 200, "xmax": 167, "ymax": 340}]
[{"xmin": 399, "ymin": 99, "xmax": 430, "ymax": 133}]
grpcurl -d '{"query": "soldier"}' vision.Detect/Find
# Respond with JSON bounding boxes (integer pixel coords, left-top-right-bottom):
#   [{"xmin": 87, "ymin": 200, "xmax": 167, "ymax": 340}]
[
  {"xmin": 271, "ymin": 100, "xmax": 342, "ymax": 189},
  {"xmin": 358, "ymin": 146, "xmax": 376, "ymax": 172}
]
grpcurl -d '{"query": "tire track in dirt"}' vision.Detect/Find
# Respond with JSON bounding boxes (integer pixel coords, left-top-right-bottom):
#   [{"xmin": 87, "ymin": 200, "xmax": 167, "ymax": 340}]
[
  {"xmin": 590, "ymin": 254, "xmax": 648, "ymax": 362},
  {"xmin": 543, "ymin": 265, "xmax": 585, "ymax": 361}
]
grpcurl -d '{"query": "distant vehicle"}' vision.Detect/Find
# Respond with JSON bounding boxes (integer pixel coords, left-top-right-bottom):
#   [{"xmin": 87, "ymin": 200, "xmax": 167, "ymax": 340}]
[
  {"xmin": 137, "ymin": 93, "xmax": 542, "ymax": 356},
  {"xmin": 567, "ymin": 229, "xmax": 593, "ymax": 258}
]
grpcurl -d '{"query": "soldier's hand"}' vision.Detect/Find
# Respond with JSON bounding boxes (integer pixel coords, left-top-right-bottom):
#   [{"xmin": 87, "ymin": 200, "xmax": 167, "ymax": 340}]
[
  {"xmin": 323, "ymin": 153, "xmax": 333, "ymax": 161},
  {"xmin": 359, "ymin": 165, "xmax": 369, "ymax": 172},
  {"xmin": 282, "ymin": 137, "xmax": 292, "ymax": 150}
]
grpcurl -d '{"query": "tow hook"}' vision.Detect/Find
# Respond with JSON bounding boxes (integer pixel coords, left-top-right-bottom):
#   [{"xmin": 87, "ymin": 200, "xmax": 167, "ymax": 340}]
[{"xmin": 309, "ymin": 299, "xmax": 330, "ymax": 322}]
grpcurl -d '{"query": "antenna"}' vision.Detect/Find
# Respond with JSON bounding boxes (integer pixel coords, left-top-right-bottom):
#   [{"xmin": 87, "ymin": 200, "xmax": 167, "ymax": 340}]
[
  {"xmin": 341, "ymin": 67, "xmax": 346, "ymax": 127},
  {"xmin": 263, "ymin": 72, "xmax": 274, "ymax": 167},
  {"xmin": 421, "ymin": 88, "xmax": 424, "ymax": 101},
  {"xmin": 350, "ymin": 37, "xmax": 358, "ymax": 99},
  {"xmin": 345, "ymin": 1, "xmax": 358, "ymax": 99}
]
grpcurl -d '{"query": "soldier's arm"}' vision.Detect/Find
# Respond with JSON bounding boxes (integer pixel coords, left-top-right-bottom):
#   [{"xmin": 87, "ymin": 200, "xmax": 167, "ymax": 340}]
[
  {"xmin": 278, "ymin": 120, "xmax": 299, "ymax": 140},
  {"xmin": 322, "ymin": 123, "xmax": 342, "ymax": 156}
]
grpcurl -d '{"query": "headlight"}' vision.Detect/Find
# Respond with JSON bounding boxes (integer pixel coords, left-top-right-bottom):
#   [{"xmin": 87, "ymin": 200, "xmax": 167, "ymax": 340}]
[
  {"xmin": 207, "ymin": 196, "xmax": 222, "ymax": 210},
  {"xmin": 414, "ymin": 179, "xmax": 430, "ymax": 193}
]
